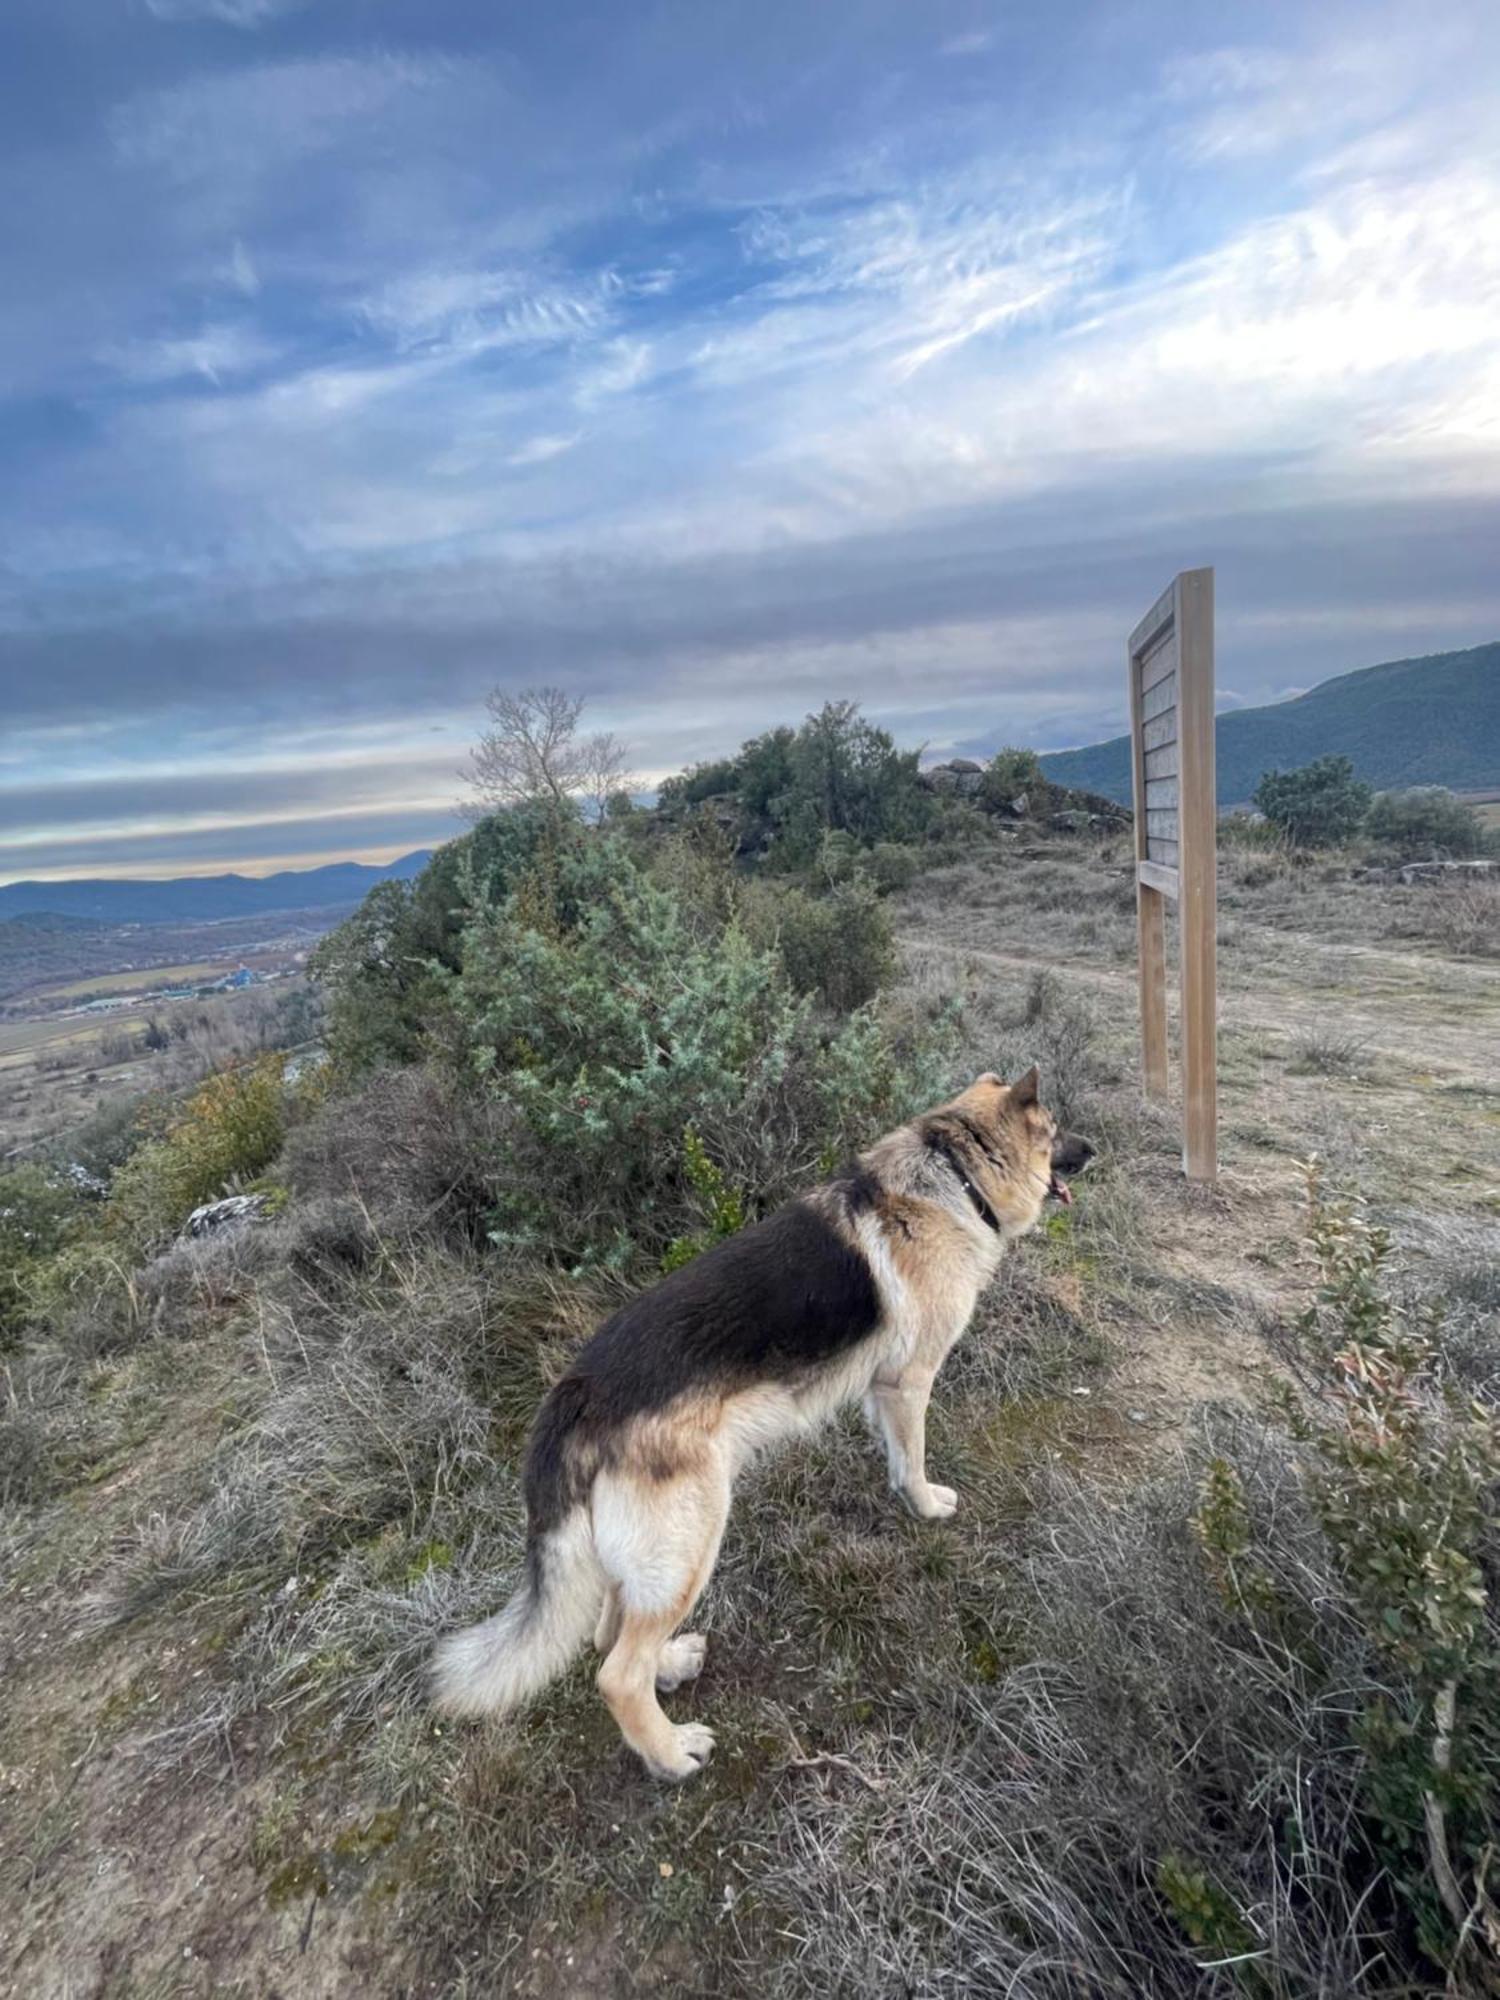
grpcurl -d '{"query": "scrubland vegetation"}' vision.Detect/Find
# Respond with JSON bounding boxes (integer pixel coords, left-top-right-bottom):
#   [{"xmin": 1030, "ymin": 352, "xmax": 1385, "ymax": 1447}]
[{"xmin": 2, "ymin": 703, "xmax": 1497, "ymax": 1997}]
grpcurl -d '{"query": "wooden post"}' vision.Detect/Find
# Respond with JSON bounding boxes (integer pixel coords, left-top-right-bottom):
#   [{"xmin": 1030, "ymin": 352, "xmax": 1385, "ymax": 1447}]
[
  {"xmin": 1176, "ymin": 568, "xmax": 1217, "ymax": 1179},
  {"xmin": 1126, "ymin": 568, "xmax": 1217, "ymax": 1178},
  {"xmin": 1136, "ymin": 884, "xmax": 1169, "ymax": 1098}
]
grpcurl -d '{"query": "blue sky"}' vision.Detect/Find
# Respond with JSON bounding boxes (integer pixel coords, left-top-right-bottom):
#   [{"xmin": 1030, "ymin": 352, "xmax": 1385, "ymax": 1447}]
[{"xmin": 2, "ymin": 0, "xmax": 1498, "ymax": 881}]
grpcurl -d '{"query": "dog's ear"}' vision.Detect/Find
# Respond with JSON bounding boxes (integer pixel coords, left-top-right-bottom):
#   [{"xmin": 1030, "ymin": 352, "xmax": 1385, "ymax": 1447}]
[{"xmin": 1009, "ymin": 1064, "xmax": 1040, "ymax": 1107}]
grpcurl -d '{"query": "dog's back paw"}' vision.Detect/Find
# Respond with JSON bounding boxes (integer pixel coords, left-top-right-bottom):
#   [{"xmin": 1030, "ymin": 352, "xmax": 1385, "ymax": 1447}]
[{"xmin": 655, "ymin": 1632, "xmax": 707, "ymax": 1691}]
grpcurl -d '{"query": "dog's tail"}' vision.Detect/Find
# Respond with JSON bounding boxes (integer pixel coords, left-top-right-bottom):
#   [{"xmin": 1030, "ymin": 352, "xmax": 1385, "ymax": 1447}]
[{"xmin": 429, "ymin": 1506, "xmax": 603, "ymax": 1718}]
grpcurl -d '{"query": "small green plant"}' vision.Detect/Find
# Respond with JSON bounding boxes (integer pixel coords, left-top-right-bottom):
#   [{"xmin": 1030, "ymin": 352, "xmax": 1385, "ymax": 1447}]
[
  {"xmin": 662, "ymin": 1127, "xmax": 746, "ymax": 1271},
  {"xmin": 1292, "ymin": 1163, "xmax": 1500, "ymax": 1973},
  {"xmin": 1157, "ymin": 1853, "xmax": 1261, "ymax": 1983},
  {"xmin": 1192, "ymin": 1457, "xmax": 1277, "ymax": 1618},
  {"xmin": 0, "ymin": 1165, "xmax": 83, "ymax": 1340}
]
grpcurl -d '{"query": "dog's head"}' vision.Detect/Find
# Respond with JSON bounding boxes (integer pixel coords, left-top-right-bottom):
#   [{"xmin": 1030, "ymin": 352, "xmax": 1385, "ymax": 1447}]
[{"xmin": 946, "ymin": 1067, "xmax": 1095, "ymax": 1232}]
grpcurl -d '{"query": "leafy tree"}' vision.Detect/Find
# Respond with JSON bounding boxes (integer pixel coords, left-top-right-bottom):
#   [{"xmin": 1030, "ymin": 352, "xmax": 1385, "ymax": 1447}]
[
  {"xmin": 1253, "ymin": 756, "xmax": 1372, "ymax": 847},
  {"xmin": 783, "ymin": 701, "xmax": 928, "ymax": 853},
  {"xmin": 1365, "ymin": 787, "xmax": 1486, "ymax": 859},
  {"xmin": 735, "ymin": 726, "xmax": 797, "ymax": 818}
]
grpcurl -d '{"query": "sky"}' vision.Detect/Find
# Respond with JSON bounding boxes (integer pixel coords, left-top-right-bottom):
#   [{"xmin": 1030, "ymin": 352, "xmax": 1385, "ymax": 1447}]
[{"xmin": 2, "ymin": 0, "xmax": 1498, "ymax": 883}]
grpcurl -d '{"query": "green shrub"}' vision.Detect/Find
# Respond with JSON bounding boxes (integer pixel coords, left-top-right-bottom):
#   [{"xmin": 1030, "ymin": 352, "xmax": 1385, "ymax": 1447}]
[
  {"xmin": 980, "ymin": 745, "xmax": 1050, "ymax": 813},
  {"xmin": 659, "ymin": 703, "xmax": 930, "ymax": 871},
  {"xmin": 311, "ymin": 805, "xmax": 563, "ymax": 1074},
  {"xmin": 0, "ymin": 1165, "xmax": 83, "ymax": 1340},
  {"xmin": 661, "ymin": 1128, "xmax": 747, "ymax": 1271},
  {"xmin": 1291, "ymin": 1166, "xmax": 1498, "ymax": 1970},
  {"xmin": 747, "ymin": 878, "xmax": 896, "ymax": 1013},
  {"xmin": 1253, "ymin": 755, "xmax": 1372, "ymax": 847},
  {"xmin": 1194, "ymin": 1166, "xmax": 1500, "ymax": 1983},
  {"xmin": 450, "ymin": 835, "xmax": 941, "ymax": 1262},
  {"xmin": 108, "ymin": 1053, "xmax": 287, "ymax": 1248},
  {"xmin": 864, "ymin": 841, "xmax": 923, "ymax": 894},
  {"xmin": 1365, "ymin": 787, "xmax": 1486, "ymax": 858}
]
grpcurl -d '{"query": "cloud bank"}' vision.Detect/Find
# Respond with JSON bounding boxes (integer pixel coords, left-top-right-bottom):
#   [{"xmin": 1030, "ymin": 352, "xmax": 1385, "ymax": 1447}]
[{"xmin": 1, "ymin": 0, "xmax": 1497, "ymax": 879}]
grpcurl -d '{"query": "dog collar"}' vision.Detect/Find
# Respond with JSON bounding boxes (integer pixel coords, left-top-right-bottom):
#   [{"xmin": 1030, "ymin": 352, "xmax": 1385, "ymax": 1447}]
[{"xmin": 927, "ymin": 1136, "xmax": 1003, "ymax": 1235}]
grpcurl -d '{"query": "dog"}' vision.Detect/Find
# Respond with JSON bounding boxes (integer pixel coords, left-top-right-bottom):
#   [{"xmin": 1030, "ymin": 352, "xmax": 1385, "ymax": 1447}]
[{"xmin": 430, "ymin": 1067, "xmax": 1093, "ymax": 1779}]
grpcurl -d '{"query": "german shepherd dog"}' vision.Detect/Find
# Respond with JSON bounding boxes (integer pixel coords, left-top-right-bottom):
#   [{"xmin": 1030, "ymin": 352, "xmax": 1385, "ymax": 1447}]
[{"xmin": 431, "ymin": 1069, "xmax": 1092, "ymax": 1779}]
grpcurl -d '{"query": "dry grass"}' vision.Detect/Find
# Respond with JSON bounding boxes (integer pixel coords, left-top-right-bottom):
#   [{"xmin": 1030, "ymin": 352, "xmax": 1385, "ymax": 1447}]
[{"xmin": 3, "ymin": 833, "xmax": 1497, "ymax": 1997}]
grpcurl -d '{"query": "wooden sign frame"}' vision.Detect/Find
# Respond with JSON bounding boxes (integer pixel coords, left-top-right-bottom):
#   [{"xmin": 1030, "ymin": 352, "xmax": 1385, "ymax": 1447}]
[{"xmin": 1127, "ymin": 567, "xmax": 1217, "ymax": 1179}]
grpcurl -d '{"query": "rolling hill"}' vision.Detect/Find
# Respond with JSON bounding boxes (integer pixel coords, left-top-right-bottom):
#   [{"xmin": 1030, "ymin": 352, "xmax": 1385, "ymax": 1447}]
[
  {"xmin": 0, "ymin": 851, "xmax": 433, "ymax": 925},
  {"xmin": 1038, "ymin": 639, "xmax": 1500, "ymax": 806}
]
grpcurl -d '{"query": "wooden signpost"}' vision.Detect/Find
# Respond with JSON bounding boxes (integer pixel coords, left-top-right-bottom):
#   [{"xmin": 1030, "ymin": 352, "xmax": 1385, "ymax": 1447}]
[{"xmin": 1127, "ymin": 567, "xmax": 1217, "ymax": 1180}]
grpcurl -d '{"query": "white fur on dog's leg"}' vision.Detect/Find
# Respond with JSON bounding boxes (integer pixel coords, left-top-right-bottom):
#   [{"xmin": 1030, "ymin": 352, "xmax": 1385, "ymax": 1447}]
[
  {"xmin": 644, "ymin": 1721, "xmax": 716, "ymax": 1782},
  {"xmin": 655, "ymin": 1632, "xmax": 707, "ymax": 1692},
  {"xmin": 910, "ymin": 1482, "xmax": 959, "ymax": 1520}
]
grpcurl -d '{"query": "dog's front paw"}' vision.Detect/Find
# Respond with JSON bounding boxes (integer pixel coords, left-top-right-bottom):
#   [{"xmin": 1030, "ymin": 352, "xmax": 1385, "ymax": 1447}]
[
  {"xmin": 909, "ymin": 1482, "xmax": 959, "ymax": 1521},
  {"xmin": 645, "ymin": 1721, "xmax": 716, "ymax": 1782}
]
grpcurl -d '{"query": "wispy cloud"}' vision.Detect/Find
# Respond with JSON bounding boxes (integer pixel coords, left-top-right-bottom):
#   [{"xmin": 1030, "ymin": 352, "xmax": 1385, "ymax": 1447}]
[
  {"xmin": 144, "ymin": 0, "xmax": 310, "ymax": 26},
  {"xmin": 106, "ymin": 321, "xmax": 279, "ymax": 386}
]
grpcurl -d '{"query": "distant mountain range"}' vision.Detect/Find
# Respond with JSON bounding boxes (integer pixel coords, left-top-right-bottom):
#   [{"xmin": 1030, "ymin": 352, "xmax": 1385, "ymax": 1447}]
[
  {"xmin": 1038, "ymin": 639, "xmax": 1500, "ymax": 806},
  {"xmin": 0, "ymin": 851, "xmax": 433, "ymax": 926}
]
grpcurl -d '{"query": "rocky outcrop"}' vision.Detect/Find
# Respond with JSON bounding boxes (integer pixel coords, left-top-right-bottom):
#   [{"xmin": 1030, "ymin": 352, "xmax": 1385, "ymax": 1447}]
[
  {"xmin": 1354, "ymin": 859, "xmax": 1495, "ymax": 886},
  {"xmin": 1047, "ymin": 805, "xmax": 1131, "ymax": 837},
  {"xmin": 920, "ymin": 761, "xmax": 986, "ymax": 798}
]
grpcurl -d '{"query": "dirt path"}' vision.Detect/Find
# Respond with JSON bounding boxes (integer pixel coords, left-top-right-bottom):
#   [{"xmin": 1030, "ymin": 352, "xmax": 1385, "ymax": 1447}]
[
  {"xmin": 903, "ymin": 924, "xmax": 1500, "ymax": 1080},
  {"xmin": 901, "ymin": 909, "xmax": 1499, "ymax": 1458}
]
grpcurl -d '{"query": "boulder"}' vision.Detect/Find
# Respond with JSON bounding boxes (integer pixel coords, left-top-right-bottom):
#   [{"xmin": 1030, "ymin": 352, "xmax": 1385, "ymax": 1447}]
[
  {"xmin": 183, "ymin": 1192, "xmax": 273, "ymax": 1240},
  {"xmin": 919, "ymin": 761, "xmax": 985, "ymax": 797}
]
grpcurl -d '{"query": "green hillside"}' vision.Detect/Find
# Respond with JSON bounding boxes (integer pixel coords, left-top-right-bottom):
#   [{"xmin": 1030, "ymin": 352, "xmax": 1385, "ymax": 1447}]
[{"xmin": 1038, "ymin": 639, "xmax": 1500, "ymax": 806}]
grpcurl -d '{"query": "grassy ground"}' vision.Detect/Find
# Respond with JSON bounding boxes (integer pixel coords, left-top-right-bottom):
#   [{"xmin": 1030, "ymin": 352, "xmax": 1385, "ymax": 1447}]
[{"xmin": 2, "ymin": 841, "xmax": 1496, "ymax": 1997}]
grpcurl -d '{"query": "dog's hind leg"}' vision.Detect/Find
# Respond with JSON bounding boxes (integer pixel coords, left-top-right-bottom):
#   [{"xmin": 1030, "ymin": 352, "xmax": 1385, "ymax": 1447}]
[
  {"xmin": 594, "ymin": 1459, "xmax": 728, "ymax": 1780},
  {"xmin": 866, "ymin": 1364, "xmax": 958, "ymax": 1520},
  {"xmin": 594, "ymin": 1584, "xmax": 622, "ymax": 1655}
]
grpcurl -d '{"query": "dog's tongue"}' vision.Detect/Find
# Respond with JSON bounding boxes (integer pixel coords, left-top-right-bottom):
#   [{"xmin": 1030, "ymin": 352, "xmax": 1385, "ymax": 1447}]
[{"xmin": 1048, "ymin": 1172, "xmax": 1073, "ymax": 1207}]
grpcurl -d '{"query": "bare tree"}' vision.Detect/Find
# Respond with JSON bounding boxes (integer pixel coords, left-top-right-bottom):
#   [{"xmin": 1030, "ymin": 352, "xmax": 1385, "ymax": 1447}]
[{"xmin": 463, "ymin": 686, "xmax": 633, "ymax": 820}]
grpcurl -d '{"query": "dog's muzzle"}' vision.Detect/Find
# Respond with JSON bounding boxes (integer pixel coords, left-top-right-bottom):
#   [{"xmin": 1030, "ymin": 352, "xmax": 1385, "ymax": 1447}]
[{"xmin": 1048, "ymin": 1132, "xmax": 1095, "ymax": 1207}]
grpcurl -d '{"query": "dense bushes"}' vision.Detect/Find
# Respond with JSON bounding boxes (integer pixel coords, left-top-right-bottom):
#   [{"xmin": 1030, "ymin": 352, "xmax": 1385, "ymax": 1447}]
[
  {"xmin": 657, "ymin": 699, "xmax": 931, "ymax": 867},
  {"xmin": 1248, "ymin": 762, "xmax": 1491, "ymax": 863},
  {"xmin": 1366, "ymin": 785, "xmax": 1487, "ymax": 857},
  {"xmin": 447, "ymin": 829, "xmax": 947, "ymax": 1262},
  {"xmin": 309, "ymin": 802, "xmax": 563, "ymax": 1073},
  {"xmin": 741, "ymin": 876, "xmax": 895, "ymax": 1012}
]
